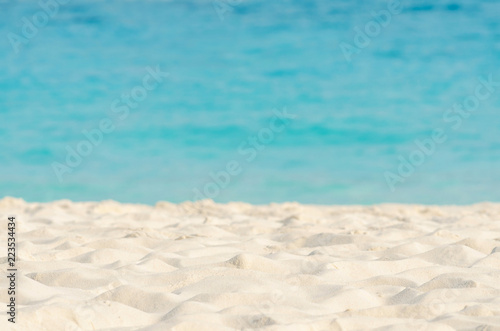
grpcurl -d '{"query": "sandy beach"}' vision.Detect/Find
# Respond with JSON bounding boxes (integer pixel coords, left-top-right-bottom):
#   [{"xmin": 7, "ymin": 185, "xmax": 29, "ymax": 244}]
[
  {"xmin": 3, "ymin": 0, "xmax": 500, "ymax": 330},
  {"xmin": 0, "ymin": 197, "xmax": 499, "ymax": 330}
]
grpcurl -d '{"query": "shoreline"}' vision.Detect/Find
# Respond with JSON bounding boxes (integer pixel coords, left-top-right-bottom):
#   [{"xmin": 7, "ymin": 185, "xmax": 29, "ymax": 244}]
[{"xmin": 3, "ymin": 196, "xmax": 500, "ymax": 207}]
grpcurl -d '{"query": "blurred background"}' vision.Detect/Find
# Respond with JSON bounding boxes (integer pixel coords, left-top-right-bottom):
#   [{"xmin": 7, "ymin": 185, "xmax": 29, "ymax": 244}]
[{"xmin": 1, "ymin": 0, "xmax": 499, "ymax": 205}]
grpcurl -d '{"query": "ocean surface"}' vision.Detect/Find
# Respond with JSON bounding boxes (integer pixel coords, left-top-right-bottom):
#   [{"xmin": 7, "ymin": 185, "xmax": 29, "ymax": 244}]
[{"xmin": 1, "ymin": 0, "xmax": 499, "ymax": 205}]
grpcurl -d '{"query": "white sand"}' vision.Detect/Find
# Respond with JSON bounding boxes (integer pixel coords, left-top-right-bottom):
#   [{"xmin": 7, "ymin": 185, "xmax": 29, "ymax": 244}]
[{"xmin": 1, "ymin": 197, "xmax": 500, "ymax": 330}]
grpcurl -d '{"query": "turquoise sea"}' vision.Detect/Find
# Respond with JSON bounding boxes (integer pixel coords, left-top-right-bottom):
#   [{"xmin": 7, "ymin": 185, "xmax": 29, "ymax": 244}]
[{"xmin": 1, "ymin": 0, "xmax": 500, "ymax": 205}]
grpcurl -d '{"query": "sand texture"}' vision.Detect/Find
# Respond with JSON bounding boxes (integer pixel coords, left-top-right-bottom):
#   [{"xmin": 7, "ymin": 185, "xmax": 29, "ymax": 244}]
[{"xmin": 1, "ymin": 197, "xmax": 500, "ymax": 330}]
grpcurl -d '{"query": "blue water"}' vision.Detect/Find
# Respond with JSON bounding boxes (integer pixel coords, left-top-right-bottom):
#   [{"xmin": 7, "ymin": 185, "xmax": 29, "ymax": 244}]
[{"xmin": 1, "ymin": 0, "xmax": 500, "ymax": 205}]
